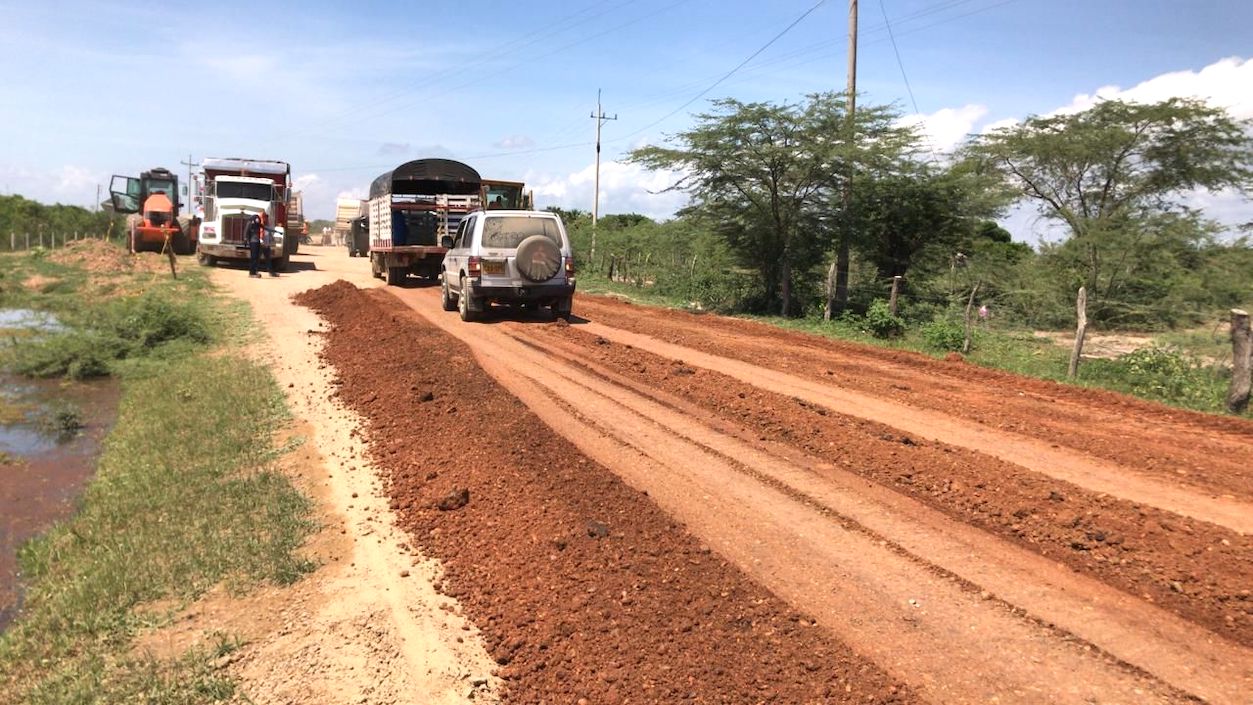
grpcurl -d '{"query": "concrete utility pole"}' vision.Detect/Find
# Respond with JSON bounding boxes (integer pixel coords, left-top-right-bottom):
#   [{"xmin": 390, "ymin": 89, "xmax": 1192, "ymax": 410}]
[
  {"xmin": 824, "ymin": 0, "xmax": 858, "ymax": 320},
  {"xmin": 589, "ymin": 89, "xmax": 617, "ymax": 264},
  {"xmin": 95, "ymin": 184, "xmax": 101, "ymax": 213},
  {"xmin": 179, "ymin": 154, "xmax": 198, "ymax": 210}
]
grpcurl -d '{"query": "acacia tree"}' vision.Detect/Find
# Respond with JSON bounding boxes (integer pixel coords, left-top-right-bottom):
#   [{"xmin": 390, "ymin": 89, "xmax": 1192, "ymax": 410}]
[
  {"xmin": 629, "ymin": 93, "xmax": 915, "ymax": 316},
  {"xmin": 964, "ymin": 98, "xmax": 1253, "ymax": 319}
]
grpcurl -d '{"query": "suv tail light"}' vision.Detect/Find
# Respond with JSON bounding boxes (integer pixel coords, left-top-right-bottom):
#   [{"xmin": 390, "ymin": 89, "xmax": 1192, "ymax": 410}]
[
  {"xmin": 564, "ymin": 256, "xmax": 575, "ymax": 277},
  {"xmin": 468, "ymin": 256, "xmax": 481, "ymax": 277}
]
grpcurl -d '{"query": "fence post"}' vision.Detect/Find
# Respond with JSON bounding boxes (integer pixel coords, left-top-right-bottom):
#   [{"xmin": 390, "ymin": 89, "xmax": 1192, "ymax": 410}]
[
  {"xmin": 1068, "ymin": 286, "xmax": 1088, "ymax": 379},
  {"xmin": 889, "ymin": 275, "xmax": 902, "ymax": 316},
  {"xmin": 1227, "ymin": 309, "xmax": 1251, "ymax": 414},
  {"xmin": 962, "ymin": 281, "xmax": 980, "ymax": 354}
]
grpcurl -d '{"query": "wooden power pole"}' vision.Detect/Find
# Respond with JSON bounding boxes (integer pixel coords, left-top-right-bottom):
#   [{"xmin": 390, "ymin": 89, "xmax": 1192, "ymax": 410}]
[{"xmin": 825, "ymin": 0, "xmax": 858, "ymax": 320}]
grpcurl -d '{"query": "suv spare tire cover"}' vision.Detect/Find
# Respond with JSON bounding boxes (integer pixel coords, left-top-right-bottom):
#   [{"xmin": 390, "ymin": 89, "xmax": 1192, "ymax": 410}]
[{"xmin": 514, "ymin": 235, "xmax": 562, "ymax": 282}]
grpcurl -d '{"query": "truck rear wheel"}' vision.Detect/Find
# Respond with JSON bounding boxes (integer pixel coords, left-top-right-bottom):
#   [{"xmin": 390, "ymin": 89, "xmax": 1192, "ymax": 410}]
[
  {"xmin": 196, "ymin": 251, "xmax": 217, "ymax": 267},
  {"xmin": 275, "ymin": 255, "xmax": 290, "ymax": 272},
  {"xmin": 386, "ymin": 267, "xmax": 406, "ymax": 286}
]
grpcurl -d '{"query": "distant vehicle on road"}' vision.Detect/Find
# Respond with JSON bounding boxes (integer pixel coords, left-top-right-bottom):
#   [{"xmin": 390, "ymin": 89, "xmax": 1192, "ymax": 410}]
[
  {"xmin": 348, "ymin": 215, "xmax": 368, "ymax": 257},
  {"xmin": 367, "ymin": 159, "xmax": 482, "ymax": 286}
]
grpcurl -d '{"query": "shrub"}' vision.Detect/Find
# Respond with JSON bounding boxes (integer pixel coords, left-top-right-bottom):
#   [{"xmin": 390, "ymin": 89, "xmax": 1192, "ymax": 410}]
[
  {"xmin": 7, "ymin": 293, "xmax": 212, "ymax": 380},
  {"xmin": 1084, "ymin": 345, "xmax": 1222, "ymax": 410},
  {"xmin": 101, "ymin": 296, "xmax": 211, "ymax": 350},
  {"xmin": 9, "ymin": 331, "xmax": 120, "ymax": 380},
  {"xmin": 863, "ymin": 299, "xmax": 905, "ymax": 338},
  {"xmin": 921, "ymin": 319, "xmax": 968, "ymax": 352}
]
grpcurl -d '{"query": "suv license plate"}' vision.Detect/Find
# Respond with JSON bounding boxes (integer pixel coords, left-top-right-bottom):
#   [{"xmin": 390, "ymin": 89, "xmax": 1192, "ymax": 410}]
[{"xmin": 482, "ymin": 259, "xmax": 506, "ymax": 275}]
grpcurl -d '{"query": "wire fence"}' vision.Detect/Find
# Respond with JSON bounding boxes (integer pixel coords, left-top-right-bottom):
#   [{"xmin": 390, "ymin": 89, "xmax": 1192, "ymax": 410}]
[{"xmin": 2, "ymin": 228, "xmax": 119, "ymax": 253}]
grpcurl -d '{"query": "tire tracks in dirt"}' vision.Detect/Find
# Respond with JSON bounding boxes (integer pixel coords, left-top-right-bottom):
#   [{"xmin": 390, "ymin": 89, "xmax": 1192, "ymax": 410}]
[
  {"xmin": 570, "ymin": 317, "xmax": 1253, "ymax": 535},
  {"xmin": 573, "ymin": 297, "xmax": 1253, "ymax": 502},
  {"xmin": 382, "ymin": 285, "xmax": 1247, "ymax": 705}
]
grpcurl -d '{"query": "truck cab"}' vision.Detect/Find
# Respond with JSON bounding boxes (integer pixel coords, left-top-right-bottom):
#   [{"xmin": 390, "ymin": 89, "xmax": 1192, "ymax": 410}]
[{"xmin": 195, "ymin": 158, "xmax": 293, "ymax": 270}]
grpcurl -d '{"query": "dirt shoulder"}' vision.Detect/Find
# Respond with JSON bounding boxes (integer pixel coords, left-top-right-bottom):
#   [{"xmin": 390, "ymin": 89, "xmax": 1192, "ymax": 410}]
[{"xmin": 206, "ymin": 258, "xmax": 500, "ymax": 705}]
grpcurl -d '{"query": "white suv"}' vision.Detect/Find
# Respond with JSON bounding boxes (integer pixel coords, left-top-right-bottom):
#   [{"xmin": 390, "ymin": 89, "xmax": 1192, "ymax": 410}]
[{"xmin": 440, "ymin": 210, "xmax": 575, "ymax": 322}]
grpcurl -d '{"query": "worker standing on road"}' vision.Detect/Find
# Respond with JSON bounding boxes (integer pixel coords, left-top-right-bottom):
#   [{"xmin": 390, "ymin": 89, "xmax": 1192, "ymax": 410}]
[
  {"xmin": 245, "ymin": 214, "xmax": 264, "ymax": 278},
  {"xmin": 246, "ymin": 213, "xmax": 279, "ymax": 278},
  {"xmin": 241, "ymin": 212, "xmax": 276, "ymax": 279}
]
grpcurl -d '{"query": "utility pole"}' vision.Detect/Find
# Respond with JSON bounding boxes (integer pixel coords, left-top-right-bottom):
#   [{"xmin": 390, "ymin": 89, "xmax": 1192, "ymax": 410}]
[
  {"xmin": 95, "ymin": 184, "xmax": 101, "ymax": 213},
  {"xmin": 825, "ymin": 0, "xmax": 858, "ymax": 320},
  {"xmin": 589, "ymin": 89, "xmax": 617, "ymax": 264},
  {"xmin": 179, "ymin": 154, "xmax": 198, "ymax": 211}
]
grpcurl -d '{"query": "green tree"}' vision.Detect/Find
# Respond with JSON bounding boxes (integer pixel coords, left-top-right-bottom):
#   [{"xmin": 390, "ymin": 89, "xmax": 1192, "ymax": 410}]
[
  {"xmin": 629, "ymin": 93, "xmax": 916, "ymax": 316},
  {"xmin": 849, "ymin": 164, "xmax": 1004, "ymax": 281},
  {"xmin": 965, "ymin": 98, "xmax": 1253, "ymax": 323}
]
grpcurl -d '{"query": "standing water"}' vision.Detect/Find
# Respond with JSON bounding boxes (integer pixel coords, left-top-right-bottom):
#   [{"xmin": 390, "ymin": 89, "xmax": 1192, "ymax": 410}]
[{"xmin": 0, "ymin": 308, "xmax": 120, "ymax": 630}]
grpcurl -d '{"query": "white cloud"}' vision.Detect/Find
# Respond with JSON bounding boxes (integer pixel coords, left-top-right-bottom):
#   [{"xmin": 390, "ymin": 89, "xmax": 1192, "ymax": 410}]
[
  {"xmin": 898, "ymin": 104, "xmax": 988, "ymax": 154},
  {"xmin": 1053, "ymin": 56, "xmax": 1253, "ymax": 119},
  {"xmin": 0, "ymin": 163, "xmax": 106, "ymax": 207},
  {"xmin": 977, "ymin": 56, "xmax": 1253, "ymax": 240},
  {"xmin": 529, "ymin": 160, "xmax": 689, "ymax": 220}
]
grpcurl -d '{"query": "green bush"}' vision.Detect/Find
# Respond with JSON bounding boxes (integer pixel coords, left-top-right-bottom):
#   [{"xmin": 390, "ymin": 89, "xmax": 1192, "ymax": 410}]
[
  {"xmin": 102, "ymin": 295, "xmax": 211, "ymax": 350},
  {"xmin": 7, "ymin": 293, "xmax": 211, "ymax": 380},
  {"xmin": 9, "ymin": 331, "xmax": 121, "ymax": 380},
  {"xmin": 921, "ymin": 319, "xmax": 967, "ymax": 352},
  {"xmin": 863, "ymin": 299, "xmax": 905, "ymax": 338},
  {"xmin": 1083, "ymin": 345, "xmax": 1223, "ymax": 410}
]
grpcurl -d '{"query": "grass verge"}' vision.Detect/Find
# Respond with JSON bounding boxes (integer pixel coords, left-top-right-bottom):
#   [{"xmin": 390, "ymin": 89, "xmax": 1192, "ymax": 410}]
[{"xmin": 0, "ymin": 245, "xmax": 316, "ymax": 703}]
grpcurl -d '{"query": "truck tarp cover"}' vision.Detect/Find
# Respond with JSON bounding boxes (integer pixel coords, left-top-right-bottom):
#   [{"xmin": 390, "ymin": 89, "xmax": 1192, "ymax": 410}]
[
  {"xmin": 370, "ymin": 159, "xmax": 482, "ymax": 199},
  {"xmin": 202, "ymin": 158, "xmax": 290, "ymax": 176}
]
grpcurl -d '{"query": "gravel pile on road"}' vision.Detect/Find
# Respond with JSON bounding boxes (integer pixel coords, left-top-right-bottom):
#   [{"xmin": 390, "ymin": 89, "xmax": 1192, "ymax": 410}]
[{"xmin": 295, "ymin": 280, "xmax": 915, "ymax": 705}]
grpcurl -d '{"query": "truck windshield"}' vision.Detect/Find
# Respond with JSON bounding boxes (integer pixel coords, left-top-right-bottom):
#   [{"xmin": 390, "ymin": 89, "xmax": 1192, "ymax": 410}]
[
  {"xmin": 481, "ymin": 216, "xmax": 562, "ymax": 249},
  {"xmin": 484, "ymin": 184, "xmax": 522, "ymax": 209},
  {"xmin": 216, "ymin": 182, "xmax": 273, "ymax": 201}
]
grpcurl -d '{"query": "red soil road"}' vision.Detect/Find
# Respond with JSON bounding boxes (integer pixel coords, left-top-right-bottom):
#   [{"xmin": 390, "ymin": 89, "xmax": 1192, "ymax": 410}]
[
  {"xmin": 572, "ymin": 297, "xmax": 1253, "ymax": 506},
  {"xmin": 362, "ymin": 282, "xmax": 1251, "ymax": 705},
  {"xmin": 297, "ymin": 282, "xmax": 914, "ymax": 705},
  {"xmin": 279, "ymin": 248, "xmax": 1249, "ymax": 704}
]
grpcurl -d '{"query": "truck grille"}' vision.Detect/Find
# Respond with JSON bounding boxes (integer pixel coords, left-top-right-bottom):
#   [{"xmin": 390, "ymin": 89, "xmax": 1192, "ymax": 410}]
[{"xmin": 222, "ymin": 214, "xmax": 248, "ymax": 244}]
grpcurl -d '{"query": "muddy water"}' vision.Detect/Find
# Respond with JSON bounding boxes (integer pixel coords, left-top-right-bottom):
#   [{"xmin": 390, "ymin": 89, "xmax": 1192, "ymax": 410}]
[{"xmin": 0, "ymin": 374, "xmax": 119, "ymax": 630}]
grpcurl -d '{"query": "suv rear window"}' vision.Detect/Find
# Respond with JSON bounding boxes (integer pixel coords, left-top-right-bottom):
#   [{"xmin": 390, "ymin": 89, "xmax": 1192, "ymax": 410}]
[{"xmin": 481, "ymin": 216, "xmax": 562, "ymax": 249}]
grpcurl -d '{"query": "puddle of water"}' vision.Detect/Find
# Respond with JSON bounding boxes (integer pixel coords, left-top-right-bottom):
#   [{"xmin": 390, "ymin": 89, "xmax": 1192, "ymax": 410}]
[
  {"xmin": 0, "ymin": 425, "xmax": 57, "ymax": 456},
  {"xmin": 0, "ymin": 308, "xmax": 64, "ymax": 333},
  {"xmin": 0, "ymin": 373, "xmax": 120, "ymax": 630}
]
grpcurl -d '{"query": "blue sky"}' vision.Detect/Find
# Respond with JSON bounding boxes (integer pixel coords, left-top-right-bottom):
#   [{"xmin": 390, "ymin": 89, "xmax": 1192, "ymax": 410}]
[{"xmin": 1, "ymin": 0, "xmax": 1250, "ymax": 240}]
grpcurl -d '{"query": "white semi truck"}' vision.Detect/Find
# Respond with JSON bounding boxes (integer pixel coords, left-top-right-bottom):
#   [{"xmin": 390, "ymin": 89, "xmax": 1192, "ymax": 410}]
[{"xmin": 195, "ymin": 158, "xmax": 295, "ymax": 271}]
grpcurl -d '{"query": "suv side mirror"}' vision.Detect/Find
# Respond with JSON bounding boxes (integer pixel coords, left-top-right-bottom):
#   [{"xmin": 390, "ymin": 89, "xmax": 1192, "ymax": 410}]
[{"xmin": 440, "ymin": 235, "xmax": 454, "ymax": 248}]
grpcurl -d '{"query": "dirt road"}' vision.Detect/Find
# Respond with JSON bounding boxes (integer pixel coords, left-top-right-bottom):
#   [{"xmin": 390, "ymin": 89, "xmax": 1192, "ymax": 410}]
[{"xmin": 221, "ymin": 245, "xmax": 1251, "ymax": 704}]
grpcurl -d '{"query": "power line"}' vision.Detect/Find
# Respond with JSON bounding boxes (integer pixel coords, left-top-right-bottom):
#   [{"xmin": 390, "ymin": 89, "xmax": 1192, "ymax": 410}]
[
  {"xmin": 879, "ymin": 0, "xmax": 919, "ymax": 115},
  {"xmin": 293, "ymin": 1, "xmax": 641, "ymax": 140},
  {"xmin": 612, "ymin": 0, "xmax": 829, "ymax": 144}
]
